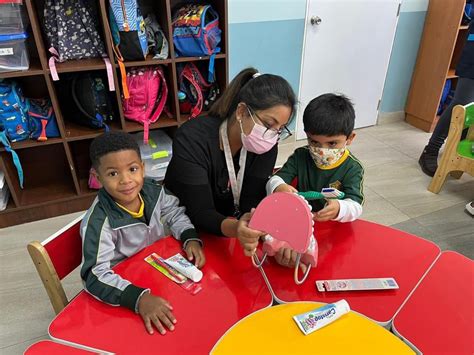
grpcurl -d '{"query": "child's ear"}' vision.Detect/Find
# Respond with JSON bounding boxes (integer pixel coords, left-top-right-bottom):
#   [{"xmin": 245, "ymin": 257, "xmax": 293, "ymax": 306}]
[
  {"xmin": 346, "ymin": 131, "xmax": 356, "ymax": 145},
  {"xmin": 91, "ymin": 167, "xmax": 101, "ymax": 182}
]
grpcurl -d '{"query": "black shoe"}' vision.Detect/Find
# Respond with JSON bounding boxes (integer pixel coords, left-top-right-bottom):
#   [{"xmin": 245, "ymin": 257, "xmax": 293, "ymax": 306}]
[{"xmin": 418, "ymin": 147, "xmax": 438, "ymax": 177}]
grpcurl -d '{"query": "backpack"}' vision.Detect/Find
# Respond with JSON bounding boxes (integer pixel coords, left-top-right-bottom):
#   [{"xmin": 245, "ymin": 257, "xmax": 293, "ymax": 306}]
[
  {"xmin": 123, "ymin": 66, "xmax": 168, "ymax": 144},
  {"xmin": 0, "ymin": 80, "xmax": 29, "ymax": 142},
  {"xmin": 43, "ymin": 0, "xmax": 115, "ymax": 91},
  {"xmin": 437, "ymin": 79, "xmax": 452, "ymax": 115},
  {"xmin": 177, "ymin": 62, "xmax": 219, "ymax": 119},
  {"xmin": 0, "ymin": 131, "xmax": 23, "ymax": 188},
  {"xmin": 59, "ymin": 72, "xmax": 114, "ymax": 130},
  {"xmin": 172, "ymin": 4, "xmax": 221, "ymax": 58},
  {"xmin": 109, "ymin": 0, "xmax": 148, "ymax": 61},
  {"xmin": 108, "ymin": 0, "xmax": 148, "ymax": 99},
  {"xmin": 28, "ymin": 98, "xmax": 60, "ymax": 141}
]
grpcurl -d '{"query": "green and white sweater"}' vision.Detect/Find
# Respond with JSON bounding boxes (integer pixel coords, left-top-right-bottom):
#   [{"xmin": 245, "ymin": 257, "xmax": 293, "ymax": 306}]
[
  {"xmin": 267, "ymin": 147, "xmax": 364, "ymax": 222},
  {"xmin": 80, "ymin": 178, "xmax": 199, "ymax": 312}
]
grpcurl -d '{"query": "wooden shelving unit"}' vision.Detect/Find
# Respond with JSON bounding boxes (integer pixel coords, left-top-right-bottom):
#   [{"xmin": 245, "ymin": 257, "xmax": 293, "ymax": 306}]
[
  {"xmin": 0, "ymin": 0, "xmax": 228, "ymax": 228},
  {"xmin": 405, "ymin": 0, "xmax": 467, "ymax": 132}
]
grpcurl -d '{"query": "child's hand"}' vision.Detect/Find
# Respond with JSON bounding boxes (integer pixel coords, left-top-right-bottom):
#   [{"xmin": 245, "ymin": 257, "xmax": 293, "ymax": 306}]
[
  {"xmin": 237, "ymin": 209, "xmax": 266, "ymax": 256},
  {"xmin": 274, "ymin": 248, "xmax": 308, "ymax": 273},
  {"xmin": 184, "ymin": 240, "xmax": 206, "ymax": 268},
  {"xmin": 138, "ymin": 293, "xmax": 176, "ymax": 335},
  {"xmin": 314, "ymin": 199, "xmax": 340, "ymax": 222},
  {"xmin": 274, "ymin": 247, "xmax": 297, "ymax": 268},
  {"xmin": 274, "ymin": 183, "xmax": 298, "ymax": 193}
]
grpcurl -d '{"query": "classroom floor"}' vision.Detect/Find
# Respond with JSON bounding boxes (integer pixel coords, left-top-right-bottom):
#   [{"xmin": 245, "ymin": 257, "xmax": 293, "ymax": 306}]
[{"xmin": 1, "ymin": 117, "xmax": 473, "ymax": 354}]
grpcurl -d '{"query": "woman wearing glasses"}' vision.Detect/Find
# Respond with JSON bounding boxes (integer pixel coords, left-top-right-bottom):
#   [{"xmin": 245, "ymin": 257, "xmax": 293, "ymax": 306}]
[{"xmin": 165, "ymin": 67, "xmax": 296, "ymax": 255}]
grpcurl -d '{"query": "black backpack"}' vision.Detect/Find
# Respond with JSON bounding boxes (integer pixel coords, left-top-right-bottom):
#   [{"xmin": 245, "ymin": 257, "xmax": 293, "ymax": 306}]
[
  {"xmin": 58, "ymin": 73, "xmax": 115, "ymax": 130},
  {"xmin": 43, "ymin": 0, "xmax": 114, "ymax": 88}
]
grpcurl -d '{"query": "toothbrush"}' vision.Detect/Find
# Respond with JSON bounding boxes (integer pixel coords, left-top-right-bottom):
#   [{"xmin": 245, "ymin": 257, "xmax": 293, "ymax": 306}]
[{"xmin": 298, "ymin": 188, "xmax": 345, "ymax": 200}]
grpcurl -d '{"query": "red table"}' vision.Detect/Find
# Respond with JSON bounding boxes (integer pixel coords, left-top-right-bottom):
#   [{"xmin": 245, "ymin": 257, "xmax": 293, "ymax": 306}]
[
  {"xmin": 392, "ymin": 251, "xmax": 474, "ymax": 354},
  {"xmin": 24, "ymin": 340, "xmax": 98, "ymax": 354},
  {"xmin": 49, "ymin": 235, "xmax": 272, "ymax": 354},
  {"xmin": 259, "ymin": 220, "xmax": 441, "ymax": 326}
]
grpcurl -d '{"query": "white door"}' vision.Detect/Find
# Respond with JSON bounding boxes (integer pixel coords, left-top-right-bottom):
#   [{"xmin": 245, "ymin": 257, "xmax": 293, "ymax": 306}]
[{"xmin": 296, "ymin": 0, "xmax": 400, "ymax": 140}]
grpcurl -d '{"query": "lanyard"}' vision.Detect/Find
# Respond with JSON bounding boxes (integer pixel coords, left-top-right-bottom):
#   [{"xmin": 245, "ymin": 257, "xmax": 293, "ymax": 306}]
[{"xmin": 220, "ymin": 120, "xmax": 247, "ymax": 216}]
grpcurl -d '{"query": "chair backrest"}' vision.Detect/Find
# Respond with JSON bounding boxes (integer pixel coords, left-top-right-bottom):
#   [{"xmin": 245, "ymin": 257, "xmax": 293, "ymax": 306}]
[
  {"xmin": 457, "ymin": 103, "xmax": 474, "ymax": 159},
  {"xmin": 27, "ymin": 214, "xmax": 84, "ymax": 314}
]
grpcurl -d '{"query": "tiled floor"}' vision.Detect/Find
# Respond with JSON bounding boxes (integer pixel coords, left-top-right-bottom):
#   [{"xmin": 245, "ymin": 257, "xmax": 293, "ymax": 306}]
[{"xmin": 1, "ymin": 118, "xmax": 473, "ymax": 354}]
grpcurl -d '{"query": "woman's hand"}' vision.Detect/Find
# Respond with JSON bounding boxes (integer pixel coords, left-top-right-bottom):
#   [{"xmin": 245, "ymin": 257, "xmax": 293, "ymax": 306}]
[{"xmin": 236, "ymin": 209, "xmax": 266, "ymax": 256}]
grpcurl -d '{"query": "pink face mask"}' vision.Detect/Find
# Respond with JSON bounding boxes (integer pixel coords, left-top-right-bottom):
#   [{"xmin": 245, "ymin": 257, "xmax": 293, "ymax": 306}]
[{"xmin": 239, "ymin": 108, "xmax": 278, "ymax": 154}]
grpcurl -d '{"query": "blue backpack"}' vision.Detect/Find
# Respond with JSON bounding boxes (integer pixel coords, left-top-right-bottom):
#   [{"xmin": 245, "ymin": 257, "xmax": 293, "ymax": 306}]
[
  {"xmin": 109, "ymin": 0, "xmax": 148, "ymax": 61},
  {"xmin": 0, "ymin": 80, "xmax": 29, "ymax": 142},
  {"xmin": 172, "ymin": 4, "xmax": 221, "ymax": 57},
  {"xmin": 28, "ymin": 98, "xmax": 60, "ymax": 141},
  {"xmin": 0, "ymin": 81, "xmax": 26, "ymax": 188},
  {"xmin": 0, "ymin": 131, "xmax": 23, "ymax": 188}
]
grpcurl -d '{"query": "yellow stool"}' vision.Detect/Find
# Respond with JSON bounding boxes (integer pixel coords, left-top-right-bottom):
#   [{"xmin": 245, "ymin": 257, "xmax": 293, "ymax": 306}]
[{"xmin": 211, "ymin": 302, "xmax": 414, "ymax": 355}]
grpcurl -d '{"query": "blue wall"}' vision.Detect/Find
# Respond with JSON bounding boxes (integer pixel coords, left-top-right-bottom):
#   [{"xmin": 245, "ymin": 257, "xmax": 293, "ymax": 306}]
[
  {"xmin": 228, "ymin": 0, "xmax": 306, "ymax": 95},
  {"xmin": 380, "ymin": 1, "xmax": 428, "ymax": 112}
]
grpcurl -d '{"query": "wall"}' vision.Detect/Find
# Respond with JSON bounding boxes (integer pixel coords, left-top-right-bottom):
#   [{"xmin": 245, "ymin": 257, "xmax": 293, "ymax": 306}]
[
  {"xmin": 380, "ymin": 0, "xmax": 429, "ymax": 113},
  {"xmin": 228, "ymin": 0, "xmax": 306, "ymax": 97},
  {"xmin": 227, "ymin": 0, "xmax": 429, "ymax": 119}
]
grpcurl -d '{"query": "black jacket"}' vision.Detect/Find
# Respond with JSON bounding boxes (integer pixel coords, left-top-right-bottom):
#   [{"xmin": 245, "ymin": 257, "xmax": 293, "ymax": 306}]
[
  {"xmin": 164, "ymin": 115, "xmax": 277, "ymax": 235},
  {"xmin": 456, "ymin": 21, "xmax": 474, "ymax": 79}
]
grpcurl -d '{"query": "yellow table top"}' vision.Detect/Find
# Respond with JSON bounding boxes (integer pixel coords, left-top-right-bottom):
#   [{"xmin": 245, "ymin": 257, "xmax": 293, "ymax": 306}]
[{"xmin": 211, "ymin": 302, "xmax": 414, "ymax": 355}]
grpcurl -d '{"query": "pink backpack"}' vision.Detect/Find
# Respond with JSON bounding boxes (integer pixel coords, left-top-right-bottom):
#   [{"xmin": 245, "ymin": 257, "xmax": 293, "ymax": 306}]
[{"xmin": 123, "ymin": 66, "xmax": 168, "ymax": 143}]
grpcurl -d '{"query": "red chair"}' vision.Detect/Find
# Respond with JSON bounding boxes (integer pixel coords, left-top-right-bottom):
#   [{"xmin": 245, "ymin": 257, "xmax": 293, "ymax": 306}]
[{"xmin": 27, "ymin": 214, "xmax": 84, "ymax": 314}]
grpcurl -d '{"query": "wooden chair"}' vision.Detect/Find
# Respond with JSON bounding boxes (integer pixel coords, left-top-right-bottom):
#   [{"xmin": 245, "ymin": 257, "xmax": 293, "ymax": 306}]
[
  {"xmin": 428, "ymin": 103, "xmax": 474, "ymax": 193},
  {"xmin": 27, "ymin": 214, "xmax": 84, "ymax": 314}
]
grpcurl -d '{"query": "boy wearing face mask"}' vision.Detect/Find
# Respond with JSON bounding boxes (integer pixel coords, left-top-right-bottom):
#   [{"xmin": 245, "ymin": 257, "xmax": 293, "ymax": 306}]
[{"xmin": 266, "ymin": 93, "xmax": 364, "ymax": 223}]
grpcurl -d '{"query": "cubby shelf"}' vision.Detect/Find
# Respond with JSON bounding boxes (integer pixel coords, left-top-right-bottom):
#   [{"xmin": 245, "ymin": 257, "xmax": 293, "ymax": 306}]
[{"xmin": 0, "ymin": 0, "xmax": 228, "ymax": 228}]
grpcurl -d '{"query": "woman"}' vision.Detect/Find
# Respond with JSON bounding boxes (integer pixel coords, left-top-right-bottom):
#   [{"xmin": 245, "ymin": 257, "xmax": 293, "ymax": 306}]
[
  {"xmin": 165, "ymin": 67, "xmax": 296, "ymax": 254},
  {"xmin": 419, "ymin": 20, "xmax": 474, "ymax": 177},
  {"xmin": 418, "ymin": 20, "xmax": 474, "ymax": 216}
]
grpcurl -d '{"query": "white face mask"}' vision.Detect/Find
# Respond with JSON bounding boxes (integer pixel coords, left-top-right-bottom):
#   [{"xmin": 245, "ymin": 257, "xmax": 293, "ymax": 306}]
[{"xmin": 308, "ymin": 144, "xmax": 346, "ymax": 168}]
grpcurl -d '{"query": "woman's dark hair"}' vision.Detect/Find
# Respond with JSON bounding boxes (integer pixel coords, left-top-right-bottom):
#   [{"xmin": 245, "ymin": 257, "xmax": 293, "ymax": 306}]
[{"xmin": 208, "ymin": 67, "xmax": 296, "ymax": 120}]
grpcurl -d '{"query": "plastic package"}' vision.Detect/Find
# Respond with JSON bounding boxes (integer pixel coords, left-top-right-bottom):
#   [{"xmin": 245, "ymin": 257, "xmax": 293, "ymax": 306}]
[
  {"xmin": 0, "ymin": 3, "xmax": 29, "ymax": 35},
  {"xmin": 133, "ymin": 130, "xmax": 173, "ymax": 181},
  {"xmin": 0, "ymin": 33, "xmax": 29, "ymax": 72}
]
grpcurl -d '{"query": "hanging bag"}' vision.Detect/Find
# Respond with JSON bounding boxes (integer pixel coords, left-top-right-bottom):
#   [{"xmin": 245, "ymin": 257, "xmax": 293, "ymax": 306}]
[
  {"xmin": 43, "ymin": 0, "xmax": 115, "ymax": 91},
  {"xmin": 28, "ymin": 98, "xmax": 60, "ymax": 141},
  {"xmin": 108, "ymin": 0, "xmax": 148, "ymax": 99},
  {"xmin": 0, "ymin": 80, "xmax": 29, "ymax": 142},
  {"xmin": 122, "ymin": 66, "xmax": 168, "ymax": 143},
  {"xmin": 177, "ymin": 62, "xmax": 218, "ymax": 119}
]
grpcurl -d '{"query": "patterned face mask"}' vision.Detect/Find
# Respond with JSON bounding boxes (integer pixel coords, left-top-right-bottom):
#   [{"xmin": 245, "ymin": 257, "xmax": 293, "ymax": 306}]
[{"xmin": 308, "ymin": 144, "xmax": 346, "ymax": 168}]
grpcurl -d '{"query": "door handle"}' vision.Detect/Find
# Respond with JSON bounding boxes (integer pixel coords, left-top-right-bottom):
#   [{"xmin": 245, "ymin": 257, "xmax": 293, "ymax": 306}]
[{"xmin": 310, "ymin": 16, "xmax": 322, "ymax": 26}]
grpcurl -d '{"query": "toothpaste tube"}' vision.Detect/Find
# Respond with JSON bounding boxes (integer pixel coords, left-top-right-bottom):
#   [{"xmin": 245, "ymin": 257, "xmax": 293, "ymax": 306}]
[
  {"xmin": 293, "ymin": 300, "xmax": 350, "ymax": 335},
  {"xmin": 316, "ymin": 278, "xmax": 399, "ymax": 292},
  {"xmin": 164, "ymin": 253, "xmax": 203, "ymax": 282}
]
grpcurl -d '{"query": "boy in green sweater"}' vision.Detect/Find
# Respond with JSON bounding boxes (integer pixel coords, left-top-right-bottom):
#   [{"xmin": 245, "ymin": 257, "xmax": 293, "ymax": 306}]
[{"xmin": 266, "ymin": 93, "xmax": 364, "ymax": 266}]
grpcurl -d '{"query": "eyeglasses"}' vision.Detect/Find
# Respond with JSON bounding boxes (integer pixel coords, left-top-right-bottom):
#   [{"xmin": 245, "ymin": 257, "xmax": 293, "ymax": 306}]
[{"xmin": 247, "ymin": 106, "xmax": 293, "ymax": 141}]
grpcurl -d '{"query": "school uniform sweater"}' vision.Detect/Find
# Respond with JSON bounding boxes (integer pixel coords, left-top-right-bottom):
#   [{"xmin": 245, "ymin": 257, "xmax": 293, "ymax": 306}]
[
  {"xmin": 80, "ymin": 178, "xmax": 199, "ymax": 312},
  {"xmin": 267, "ymin": 147, "xmax": 364, "ymax": 222}
]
